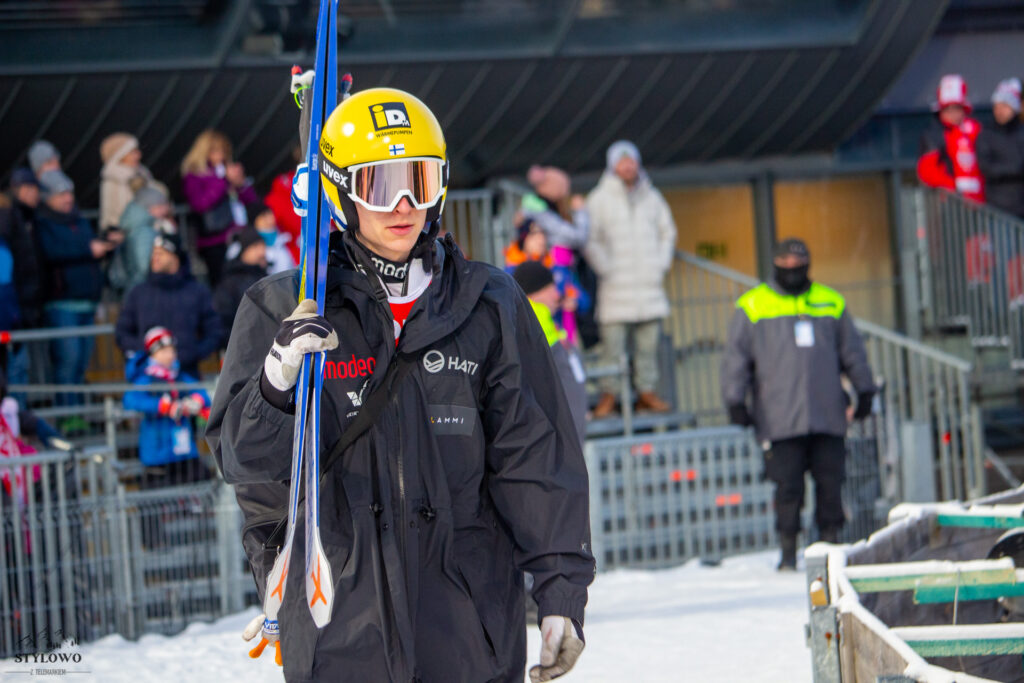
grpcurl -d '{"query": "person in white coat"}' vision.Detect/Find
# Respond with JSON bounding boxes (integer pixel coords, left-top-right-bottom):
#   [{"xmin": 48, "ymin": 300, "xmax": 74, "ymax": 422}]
[{"xmin": 585, "ymin": 140, "xmax": 677, "ymax": 417}]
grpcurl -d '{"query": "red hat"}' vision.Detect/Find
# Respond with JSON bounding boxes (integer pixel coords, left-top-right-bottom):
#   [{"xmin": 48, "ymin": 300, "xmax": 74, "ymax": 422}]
[
  {"xmin": 934, "ymin": 74, "xmax": 972, "ymax": 113},
  {"xmin": 144, "ymin": 326, "xmax": 175, "ymax": 355}
]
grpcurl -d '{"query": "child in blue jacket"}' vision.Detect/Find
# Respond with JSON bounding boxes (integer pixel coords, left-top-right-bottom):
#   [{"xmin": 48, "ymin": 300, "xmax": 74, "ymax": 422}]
[{"xmin": 124, "ymin": 327, "xmax": 210, "ymax": 471}]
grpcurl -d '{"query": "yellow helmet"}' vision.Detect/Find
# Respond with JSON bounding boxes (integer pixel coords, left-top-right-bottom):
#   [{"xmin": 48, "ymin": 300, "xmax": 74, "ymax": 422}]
[{"xmin": 318, "ymin": 87, "xmax": 448, "ymax": 231}]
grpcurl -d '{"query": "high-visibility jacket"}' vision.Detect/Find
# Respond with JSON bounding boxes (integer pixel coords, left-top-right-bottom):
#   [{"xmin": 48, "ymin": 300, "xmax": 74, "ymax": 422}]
[{"xmin": 720, "ymin": 281, "xmax": 874, "ymax": 442}]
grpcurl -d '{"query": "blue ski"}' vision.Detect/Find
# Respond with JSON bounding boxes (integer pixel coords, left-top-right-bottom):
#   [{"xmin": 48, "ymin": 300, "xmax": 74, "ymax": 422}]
[{"xmin": 263, "ymin": 0, "xmax": 339, "ymax": 629}]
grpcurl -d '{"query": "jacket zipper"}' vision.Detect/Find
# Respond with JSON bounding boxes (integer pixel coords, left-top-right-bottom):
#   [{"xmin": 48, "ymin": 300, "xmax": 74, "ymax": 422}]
[{"xmin": 394, "ymin": 392, "xmax": 408, "ymax": 569}]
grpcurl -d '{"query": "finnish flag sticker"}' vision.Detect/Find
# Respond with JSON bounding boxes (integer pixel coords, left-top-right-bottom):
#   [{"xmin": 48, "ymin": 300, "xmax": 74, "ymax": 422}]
[{"xmin": 389, "ymin": 143, "xmax": 406, "ymax": 156}]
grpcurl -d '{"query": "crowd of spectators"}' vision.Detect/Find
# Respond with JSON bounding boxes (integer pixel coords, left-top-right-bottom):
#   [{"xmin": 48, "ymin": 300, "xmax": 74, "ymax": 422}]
[
  {"xmin": 503, "ymin": 141, "xmax": 679, "ymax": 421},
  {"xmin": 0, "ymin": 126, "xmax": 686, "ymax": 484}
]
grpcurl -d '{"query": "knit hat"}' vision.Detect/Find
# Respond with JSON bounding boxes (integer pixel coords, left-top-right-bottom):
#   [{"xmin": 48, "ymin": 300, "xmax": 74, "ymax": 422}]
[
  {"xmin": 27, "ymin": 140, "xmax": 60, "ymax": 175},
  {"xmin": 233, "ymin": 224, "xmax": 264, "ymax": 257},
  {"xmin": 38, "ymin": 169, "xmax": 74, "ymax": 198},
  {"xmin": 246, "ymin": 199, "xmax": 272, "ymax": 226},
  {"xmin": 773, "ymin": 237, "xmax": 810, "ymax": 262},
  {"xmin": 992, "ymin": 78, "xmax": 1022, "ymax": 114},
  {"xmin": 144, "ymin": 326, "xmax": 176, "ymax": 355},
  {"xmin": 9, "ymin": 168, "xmax": 38, "ymax": 189},
  {"xmin": 606, "ymin": 140, "xmax": 641, "ymax": 170},
  {"xmin": 153, "ymin": 231, "xmax": 183, "ymax": 256},
  {"xmin": 512, "ymin": 260, "xmax": 555, "ymax": 296},
  {"xmin": 100, "ymin": 132, "xmax": 139, "ymax": 165},
  {"xmin": 933, "ymin": 74, "xmax": 972, "ymax": 113},
  {"xmin": 134, "ymin": 185, "xmax": 169, "ymax": 209}
]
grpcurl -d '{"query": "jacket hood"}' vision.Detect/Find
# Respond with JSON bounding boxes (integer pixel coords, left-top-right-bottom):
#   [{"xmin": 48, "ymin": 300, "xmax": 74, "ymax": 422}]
[
  {"xmin": 223, "ymin": 259, "xmax": 268, "ymax": 280},
  {"xmin": 36, "ymin": 203, "xmax": 80, "ymax": 224},
  {"xmin": 147, "ymin": 265, "xmax": 193, "ymax": 290}
]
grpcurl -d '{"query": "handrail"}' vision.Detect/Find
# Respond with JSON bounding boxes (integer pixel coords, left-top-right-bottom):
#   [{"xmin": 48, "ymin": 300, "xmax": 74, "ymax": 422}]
[
  {"xmin": 8, "ymin": 381, "xmax": 217, "ymax": 394},
  {"xmin": 675, "ymin": 249, "xmax": 973, "ymax": 372}
]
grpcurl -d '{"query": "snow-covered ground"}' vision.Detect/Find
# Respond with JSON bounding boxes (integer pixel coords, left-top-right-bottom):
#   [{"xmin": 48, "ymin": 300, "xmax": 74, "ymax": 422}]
[{"xmin": 2, "ymin": 550, "xmax": 811, "ymax": 682}]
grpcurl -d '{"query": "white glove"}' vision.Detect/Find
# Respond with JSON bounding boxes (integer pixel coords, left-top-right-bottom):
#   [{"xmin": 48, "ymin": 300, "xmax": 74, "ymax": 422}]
[
  {"xmin": 263, "ymin": 299, "xmax": 339, "ymax": 392},
  {"xmin": 242, "ymin": 613, "xmax": 281, "ymax": 666},
  {"xmin": 529, "ymin": 616, "xmax": 584, "ymax": 682}
]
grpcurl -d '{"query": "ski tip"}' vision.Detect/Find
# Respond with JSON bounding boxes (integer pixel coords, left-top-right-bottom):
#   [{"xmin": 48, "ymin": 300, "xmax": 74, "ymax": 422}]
[
  {"xmin": 291, "ymin": 65, "xmax": 302, "ymax": 75},
  {"xmin": 341, "ymin": 73, "xmax": 353, "ymax": 94}
]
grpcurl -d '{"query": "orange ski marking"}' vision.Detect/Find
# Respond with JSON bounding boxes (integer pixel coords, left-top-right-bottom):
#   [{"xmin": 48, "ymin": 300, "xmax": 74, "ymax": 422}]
[
  {"xmin": 309, "ymin": 561, "xmax": 327, "ymax": 607},
  {"xmin": 270, "ymin": 562, "xmax": 288, "ymax": 602}
]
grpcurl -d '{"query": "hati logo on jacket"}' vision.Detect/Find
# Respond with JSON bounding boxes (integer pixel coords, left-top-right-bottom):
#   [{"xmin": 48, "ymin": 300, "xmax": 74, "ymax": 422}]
[
  {"xmin": 370, "ymin": 102, "xmax": 411, "ymax": 131},
  {"xmin": 423, "ymin": 350, "xmax": 478, "ymax": 376}
]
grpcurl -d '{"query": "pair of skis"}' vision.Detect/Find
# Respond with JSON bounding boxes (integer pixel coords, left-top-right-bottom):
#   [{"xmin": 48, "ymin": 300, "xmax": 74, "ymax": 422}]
[{"xmin": 263, "ymin": 0, "xmax": 340, "ymax": 630}]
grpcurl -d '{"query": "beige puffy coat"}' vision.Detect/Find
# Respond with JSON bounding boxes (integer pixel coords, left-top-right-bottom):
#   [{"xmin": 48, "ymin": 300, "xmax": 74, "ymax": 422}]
[{"xmin": 584, "ymin": 171, "xmax": 677, "ymax": 324}]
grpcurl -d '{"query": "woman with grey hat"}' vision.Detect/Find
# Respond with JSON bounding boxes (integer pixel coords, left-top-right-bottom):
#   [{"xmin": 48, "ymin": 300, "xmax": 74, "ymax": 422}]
[
  {"xmin": 109, "ymin": 184, "xmax": 176, "ymax": 292},
  {"xmin": 99, "ymin": 132, "xmax": 156, "ymax": 232}
]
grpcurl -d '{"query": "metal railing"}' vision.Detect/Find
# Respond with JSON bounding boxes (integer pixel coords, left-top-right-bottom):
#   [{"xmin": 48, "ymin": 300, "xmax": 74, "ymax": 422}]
[
  {"xmin": 669, "ymin": 250, "xmax": 985, "ymax": 502},
  {"xmin": 908, "ymin": 185, "xmax": 1024, "ymax": 357},
  {"xmin": 0, "ymin": 448, "xmax": 250, "ymax": 659},
  {"xmin": 587, "ymin": 420, "xmax": 887, "ymax": 572}
]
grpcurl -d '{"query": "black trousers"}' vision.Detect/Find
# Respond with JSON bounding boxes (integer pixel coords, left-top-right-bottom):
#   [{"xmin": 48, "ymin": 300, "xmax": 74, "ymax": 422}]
[{"xmin": 764, "ymin": 434, "xmax": 846, "ymax": 536}]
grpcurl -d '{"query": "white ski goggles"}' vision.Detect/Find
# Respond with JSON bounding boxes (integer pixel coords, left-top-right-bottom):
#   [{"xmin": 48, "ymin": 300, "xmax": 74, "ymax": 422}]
[{"xmin": 322, "ymin": 156, "xmax": 445, "ymax": 213}]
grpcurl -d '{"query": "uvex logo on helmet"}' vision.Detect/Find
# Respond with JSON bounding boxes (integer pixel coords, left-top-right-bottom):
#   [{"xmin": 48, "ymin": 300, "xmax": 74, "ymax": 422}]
[{"xmin": 370, "ymin": 102, "xmax": 411, "ymax": 131}]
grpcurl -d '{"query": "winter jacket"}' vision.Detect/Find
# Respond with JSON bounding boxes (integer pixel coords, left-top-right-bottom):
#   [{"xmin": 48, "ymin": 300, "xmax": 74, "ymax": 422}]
[
  {"xmin": 99, "ymin": 161, "xmax": 153, "ymax": 231},
  {"xmin": 520, "ymin": 193, "xmax": 589, "ymax": 250},
  {"xmin": 206, "ymin": 232, "xmax": 593, "ymax": 683},
  {"xmin": 530, "ymin": 299, "xmax": 586, "ymax": 447},
  {"xmin": 720, "ymin": 280, "xmax": 875, "ymax": 443},
  {"xmin": 115, "ymin": 266, "xmax": 223, "ymax": 377},
  {"xmin": 212, "ymin": 259, "xmax": 267, "ymax": 345},
  {"xmin": 124, "ymin": 357, "xmax": 209, "ymax": 466},
  {"xmin": 917, "ymin": 117, "xmax": 985, "ymax": 202},
  {"xmin": 182, "ymin": 166, "xmax": 259, "ymax": 248},
  {"xmin": 108, "ymin": 200, "xmax": 157, "ymax": 292},
  {"xmin": 0, "ymin": 200, "xmax": 41, "ymax": 328},
  {"xmin": 976, "ymin": 117, "xmax": 1024, "ymax": 218},
  {"xmin": 35, "ymin": 204, "xmax": 104, "ymax": 303},
  {"xmin": 264, "ymin": 170, "xmax": 302, "ymax": 264},
  {"xmin": 584, "ymin": 170, "xmax": 677, "ymax": 324}
]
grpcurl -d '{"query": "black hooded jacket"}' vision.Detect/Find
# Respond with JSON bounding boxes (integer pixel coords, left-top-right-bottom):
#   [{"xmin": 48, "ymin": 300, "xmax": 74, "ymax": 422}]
[
  {"xmin": 206, "ymin": 233, "xmax": 594, "ymax": 683},
  {"xmin": 977, "ymin": 116, "xmax": 1024, "ymax": 218}
]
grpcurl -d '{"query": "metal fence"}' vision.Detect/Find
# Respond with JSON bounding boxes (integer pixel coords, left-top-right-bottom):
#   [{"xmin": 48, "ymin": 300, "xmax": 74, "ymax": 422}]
[
  {"xmin": 908, "ymin": 185, "xmax": 1024, "ymax": 357},
  {"xmin": 586, "ymin": 420, "xmax": 888, "ymax": 572},
  {"xmin": 668, "ymin": 250, "xmax": 985, "ymax": 502},
  {"xmin": 0, "ymin": 448, "xmax": 250, "ymax": 660}
]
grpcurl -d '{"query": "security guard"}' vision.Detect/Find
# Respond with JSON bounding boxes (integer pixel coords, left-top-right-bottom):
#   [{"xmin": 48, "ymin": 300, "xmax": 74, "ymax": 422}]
[{"xmin": 720, "ymin": 238, "xmax": 875, "ymax": 570}]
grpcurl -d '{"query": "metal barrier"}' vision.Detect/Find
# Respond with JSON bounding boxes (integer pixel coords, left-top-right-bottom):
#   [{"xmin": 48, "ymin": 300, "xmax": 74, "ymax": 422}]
[
  {"xmin": 907, "ymin": 185, "xmax": 1024, "ymax": 354},
  {"xmin": 586, "ymin": 423, "xmax": 887, "ymax": 572},
  {"xmin": 669, "ymin": 250, "xmax": 985, "ymax": 502},
  {"xmin": 0, "ymin": 448, "xmax": 251, "ymax": 659}
]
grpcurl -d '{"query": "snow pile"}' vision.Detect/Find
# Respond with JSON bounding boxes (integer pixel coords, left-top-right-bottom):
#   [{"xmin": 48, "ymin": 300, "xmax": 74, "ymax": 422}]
[{"xmin": 1, "ymin": 550, "xmax": 811, "ymax": 682}]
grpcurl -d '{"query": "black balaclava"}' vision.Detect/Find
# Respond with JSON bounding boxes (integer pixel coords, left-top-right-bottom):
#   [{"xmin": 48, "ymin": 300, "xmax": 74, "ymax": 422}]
[
  {"xmin": 341, "ymin": 220, "xmax": 440, "ymax": 297},
  {"xmin": 772, "ymin": 238, "xmax": 812, "ymax": 296}
]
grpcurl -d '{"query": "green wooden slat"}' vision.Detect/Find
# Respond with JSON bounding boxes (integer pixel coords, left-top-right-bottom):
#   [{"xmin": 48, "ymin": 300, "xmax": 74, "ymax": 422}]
[
  {"xmin": 936, "ymin": 513, "xmax": 1024, "ymax": 529},
  {"xmin": 849, "ymin": 567, "xmax": 1016, "ymax": 593},
  {"xmin": 903, "ymin": 638, "xmax": 1024, "ymax": 657},
  {"xmin": 914, "ymin": 582, "xmax": 1024, "ymax": 605}
]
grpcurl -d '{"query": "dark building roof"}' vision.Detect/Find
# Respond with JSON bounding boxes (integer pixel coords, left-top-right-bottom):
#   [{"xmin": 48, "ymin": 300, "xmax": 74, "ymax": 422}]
[{"xmin": 0, "ymin": 0, "xmax": 948, "ymax": 203}]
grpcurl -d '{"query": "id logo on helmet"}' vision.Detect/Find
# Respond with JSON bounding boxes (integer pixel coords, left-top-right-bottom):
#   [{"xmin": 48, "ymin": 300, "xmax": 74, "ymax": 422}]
[{"xmin": 370, "ymin": 103, "xmax": 411, "ymax": 131}]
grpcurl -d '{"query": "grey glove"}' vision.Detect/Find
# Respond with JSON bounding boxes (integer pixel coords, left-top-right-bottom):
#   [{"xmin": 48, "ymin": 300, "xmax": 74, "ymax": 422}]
[{"xmin": 530, "ymin": 616, "xmax": 584, "ymax": 682}]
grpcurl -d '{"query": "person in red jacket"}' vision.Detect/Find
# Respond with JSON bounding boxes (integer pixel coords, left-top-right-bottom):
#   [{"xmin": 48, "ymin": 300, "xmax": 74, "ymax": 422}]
[{"xmin": 917, "ymin": 74, "xmax": 985, "ymax": 203}]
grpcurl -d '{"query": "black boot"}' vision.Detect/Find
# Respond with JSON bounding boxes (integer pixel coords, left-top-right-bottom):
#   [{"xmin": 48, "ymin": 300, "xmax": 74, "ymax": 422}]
[
  {"xmin": 778, "ymin": 533, "xmax": 797, "ymax": 572},
  {"xmin": 819, "ymin": 527, "xmax": 842, "ymax": 544}
]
